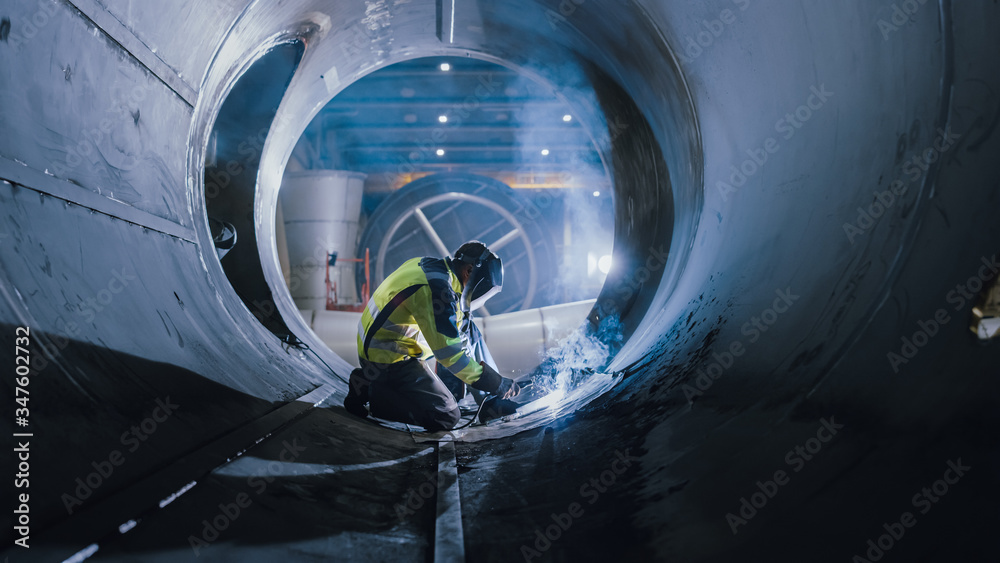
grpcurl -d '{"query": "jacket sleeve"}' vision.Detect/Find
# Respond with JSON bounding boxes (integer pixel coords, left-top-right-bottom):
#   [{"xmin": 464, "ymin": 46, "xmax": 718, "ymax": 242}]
[{"xmin": 406, "ymin": 281, "xmax": 485, "ymax": 386}]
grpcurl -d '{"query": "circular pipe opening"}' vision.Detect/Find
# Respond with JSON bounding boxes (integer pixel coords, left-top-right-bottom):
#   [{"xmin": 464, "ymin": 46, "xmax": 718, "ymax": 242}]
[{"xmin": 191, "ymin": 0, "xmax": 702, "ymax": 407}]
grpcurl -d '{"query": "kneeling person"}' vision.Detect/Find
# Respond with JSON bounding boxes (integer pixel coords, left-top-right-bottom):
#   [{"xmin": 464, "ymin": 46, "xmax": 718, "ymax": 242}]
[{"xmin": 344, "ymin": 241, "xmax": 521, "ymax": 431}]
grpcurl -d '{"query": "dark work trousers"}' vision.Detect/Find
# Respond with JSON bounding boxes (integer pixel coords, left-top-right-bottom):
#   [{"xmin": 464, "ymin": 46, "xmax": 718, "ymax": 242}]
[{"xmin": 361, "ymin": 358, "xmax": 461, "ymax": 431}]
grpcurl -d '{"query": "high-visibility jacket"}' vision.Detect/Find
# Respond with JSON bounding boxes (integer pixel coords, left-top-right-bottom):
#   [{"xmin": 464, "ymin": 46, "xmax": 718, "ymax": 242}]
[{"xmin": 357, "ymin": 257, "xmax": 485, "ymax": 385}]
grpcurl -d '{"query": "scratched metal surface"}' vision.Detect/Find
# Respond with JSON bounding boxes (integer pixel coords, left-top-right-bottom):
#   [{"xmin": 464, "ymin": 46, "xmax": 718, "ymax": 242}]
[{"xmin": 0, "ymin": 0, "xmax": 193, "ymax": 227}]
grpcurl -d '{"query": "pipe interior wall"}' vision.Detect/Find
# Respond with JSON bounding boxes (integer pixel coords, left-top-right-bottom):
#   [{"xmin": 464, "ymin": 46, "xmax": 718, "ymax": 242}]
[{"xmin": 0, "ymin": 0, "xmax": 998, "ymax": 560}]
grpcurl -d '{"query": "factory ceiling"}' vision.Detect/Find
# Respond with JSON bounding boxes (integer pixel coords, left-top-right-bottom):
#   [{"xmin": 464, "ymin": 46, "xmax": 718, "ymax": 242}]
[{"xmin": 289, "ymin": 56, "xmax": 607, "ymax": 190}]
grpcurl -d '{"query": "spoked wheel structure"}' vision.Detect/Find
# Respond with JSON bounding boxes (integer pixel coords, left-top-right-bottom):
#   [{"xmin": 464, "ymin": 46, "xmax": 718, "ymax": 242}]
[{"xmin": 356, "ymin": 173, "xmax": 557, "ymax": 314}]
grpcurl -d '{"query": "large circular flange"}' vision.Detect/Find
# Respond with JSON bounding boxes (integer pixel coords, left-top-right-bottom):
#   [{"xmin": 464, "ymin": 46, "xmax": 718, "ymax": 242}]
[{"xmin": 357, "ymin": 173, "xmax": 558, "ymax": 314}]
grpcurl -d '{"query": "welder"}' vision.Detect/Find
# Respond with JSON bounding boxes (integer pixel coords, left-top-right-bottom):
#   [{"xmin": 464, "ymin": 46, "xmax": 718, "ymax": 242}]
[{"xmin": 344, "ymin": 240, "xmax": 524, "ymax": 431}]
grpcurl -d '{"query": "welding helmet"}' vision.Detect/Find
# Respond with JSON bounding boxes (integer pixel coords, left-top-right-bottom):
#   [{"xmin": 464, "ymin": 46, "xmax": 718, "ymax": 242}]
[{"xmin": 454, "ymin": 243, "xmax": 503, "ymax": 312}]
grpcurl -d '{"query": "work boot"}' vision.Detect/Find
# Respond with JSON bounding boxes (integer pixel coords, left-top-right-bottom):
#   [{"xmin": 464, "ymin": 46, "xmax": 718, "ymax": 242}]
[
  {"xmin": 343, "ymin": 393, "xmax": 368, "ymax": 419},
  {"xmin": 344, "ymin": 368, "xmax": 369, "ymax": 419}
]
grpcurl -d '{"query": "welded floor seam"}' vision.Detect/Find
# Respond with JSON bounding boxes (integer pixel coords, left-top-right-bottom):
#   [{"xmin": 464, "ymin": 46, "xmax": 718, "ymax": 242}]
[{"xmin": 433, "ymin": 440, "xmax": 465, "ymax": 563}]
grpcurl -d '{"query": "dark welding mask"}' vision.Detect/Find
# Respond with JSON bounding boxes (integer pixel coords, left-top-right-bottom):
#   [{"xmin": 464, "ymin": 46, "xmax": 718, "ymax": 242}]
[{"xmin": 456, "ymin": 247, "xmax": 503, "ymax": 312}]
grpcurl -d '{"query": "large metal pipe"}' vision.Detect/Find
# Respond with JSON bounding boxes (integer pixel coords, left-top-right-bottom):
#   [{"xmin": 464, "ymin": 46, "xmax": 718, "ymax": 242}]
[{"xmin": 1, "ymin": 0, "xmax": 998, "ymax": 561}]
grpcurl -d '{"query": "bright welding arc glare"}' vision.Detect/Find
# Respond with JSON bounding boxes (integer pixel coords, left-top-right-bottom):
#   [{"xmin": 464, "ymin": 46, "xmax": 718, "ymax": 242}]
[
  {"xmin": 593, "ymin": 190, "xmax": 601, "ymax": 197},
  {"xmin": 529, "ymin": 386, "xmax": 565, "ymax": 412},
  {"xmin": 436, "ymin": 149, "xmax": 445, "ymax": 156},
  {"xmin": 438, "ymin": 115, "xmax": 448, "ymax": 123},
  {"xmin": 440, "ymin": 63, "xmax": 451, "ymax": 71},
  {"xmin": 598, "ymin": 254, "xmax": 612, "ymax": 275},
  {"xmin": 563, "ymin": 114, "xmax": 572, "ymax": 122},
  {"xmin": 541, "ymin": 149, "xmax": 550, "ymax": 156}
]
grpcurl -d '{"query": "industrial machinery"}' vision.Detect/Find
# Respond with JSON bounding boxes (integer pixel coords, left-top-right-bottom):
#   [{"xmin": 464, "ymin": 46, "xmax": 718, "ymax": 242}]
[{"xmin": 356, "ymin": 172, "xmax": 559, "ymax": 314}]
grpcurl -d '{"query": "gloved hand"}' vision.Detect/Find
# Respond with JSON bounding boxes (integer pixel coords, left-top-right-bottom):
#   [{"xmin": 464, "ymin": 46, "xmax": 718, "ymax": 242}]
[
  {"xmin": 495, "ymin": 376, "xmax": 523, "ymax": 400},
  {"xmin": 472, "ymin": 361, "xmax": 521, "ymax": 399}
]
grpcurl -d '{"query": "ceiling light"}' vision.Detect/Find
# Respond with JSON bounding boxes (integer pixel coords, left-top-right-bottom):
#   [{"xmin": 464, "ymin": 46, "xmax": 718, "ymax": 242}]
[
  {"xmin": 436, "ymin": 149, "xmax": 445, "ymax": 156},
  {"xmin": 440, "ymin": 63, "xmax": 451, "ymax": 72},
  {"xmin": 541, "ymin": 149, "xmax": 550, "ymax": 156},
  {"xmin": 438, "ymin": 115, "xmax": 448, "ymax": 123},
  {"xmin": 563, "ymin": 114, "xmax": 572, "ymax": 122}
]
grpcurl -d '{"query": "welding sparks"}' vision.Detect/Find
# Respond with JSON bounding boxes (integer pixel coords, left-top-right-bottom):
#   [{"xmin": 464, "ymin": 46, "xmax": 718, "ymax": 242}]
[{"xmin": 532, "ymin": 315, "xmax": 623, "ymax": 402}]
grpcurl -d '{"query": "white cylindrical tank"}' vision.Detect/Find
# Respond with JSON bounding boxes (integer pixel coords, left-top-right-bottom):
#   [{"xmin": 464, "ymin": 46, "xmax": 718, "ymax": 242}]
[
  {"xmin": 311, "ymin": 309, "xmax": 363, "ymax": 368},
  {"xmin": 279, "ymin": 170, "xmax": 367, "ymax": 310}
]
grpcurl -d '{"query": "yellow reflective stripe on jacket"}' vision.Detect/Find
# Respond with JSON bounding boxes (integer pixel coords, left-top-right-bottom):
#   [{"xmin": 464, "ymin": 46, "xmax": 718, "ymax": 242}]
[{"xmin": 357, "ymin": 257, "xmax": 483, "ymax": 385}]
